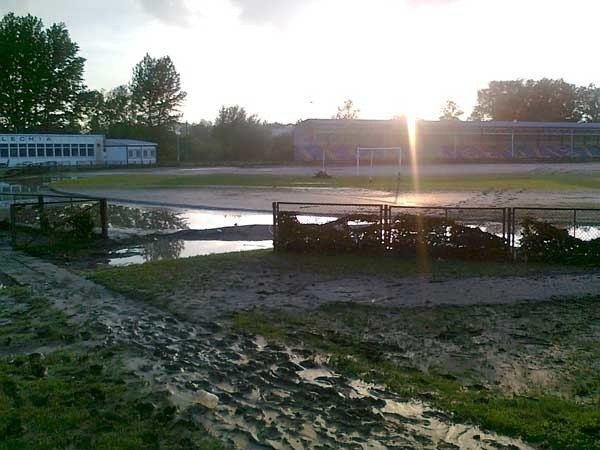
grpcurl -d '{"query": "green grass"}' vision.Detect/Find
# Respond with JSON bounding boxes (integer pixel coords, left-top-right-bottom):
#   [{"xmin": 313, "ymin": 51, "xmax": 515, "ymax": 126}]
[
  {"xmin": 53, "ymin": 172, "xmax": 600, "ymax": 192},
  {"xmin": 0, "ymin": 286, "xmax": 223, "ymax": 450},
  {"xmin": 233, "ymin": 305, "xmax": 600, "ymax": 450}
]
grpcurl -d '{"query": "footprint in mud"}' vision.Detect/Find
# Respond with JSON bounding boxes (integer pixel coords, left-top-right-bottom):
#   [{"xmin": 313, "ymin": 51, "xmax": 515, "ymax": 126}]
[
  {"xmin": 1, "ymin": 252, "xmax": 532, "ymax": 450},
  {"xmin": 112, "ymin": 313, "xmax": 532, "ymax": 450}
]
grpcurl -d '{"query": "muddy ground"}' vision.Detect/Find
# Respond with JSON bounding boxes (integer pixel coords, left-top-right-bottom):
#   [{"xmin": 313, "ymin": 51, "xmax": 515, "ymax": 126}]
[
  {"xmin": 54, "ymin": 185, "xmax": 600, "ymax": 212},
  {"xmin": 0, "ymin": 244, "xmax": 534, "ymax": 449}
]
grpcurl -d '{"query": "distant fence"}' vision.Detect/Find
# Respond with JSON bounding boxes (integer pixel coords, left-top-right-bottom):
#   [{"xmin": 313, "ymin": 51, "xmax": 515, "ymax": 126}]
[
  {"xmin": 1, "ymin": 192, "xmax": 108, "ymax": 241},
  {"xmin": 273, "ymin": 202, "xmax": 600, "ymax": 264}
]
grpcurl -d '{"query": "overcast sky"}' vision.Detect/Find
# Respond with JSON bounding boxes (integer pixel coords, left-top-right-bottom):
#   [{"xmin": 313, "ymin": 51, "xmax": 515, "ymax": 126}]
[{"xmin": 2, "ymin": 0, "xmax": 599, "ymax": 123}]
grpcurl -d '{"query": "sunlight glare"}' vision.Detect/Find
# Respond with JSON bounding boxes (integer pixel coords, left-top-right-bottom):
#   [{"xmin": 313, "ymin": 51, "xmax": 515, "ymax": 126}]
[{"xmin": 406, "ymin": 114, "xmax": 419, "ymax": 193}]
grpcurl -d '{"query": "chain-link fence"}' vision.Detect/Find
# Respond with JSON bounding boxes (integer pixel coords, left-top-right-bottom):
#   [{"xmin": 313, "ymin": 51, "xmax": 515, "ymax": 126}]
[
  {"xmin": 1, "ymin": 193, "xmax": 108, "ymax": 245},
  {"xmin": 274, "ymin": 202, "xmax": 385, "ymax": 253},
  {"xmin": 274, "ymin": 202, "xmax": 600, "ymax": 264},
  {"xmin": 511, "ymin": 207, "xmax": 600, "ymax": 264}
]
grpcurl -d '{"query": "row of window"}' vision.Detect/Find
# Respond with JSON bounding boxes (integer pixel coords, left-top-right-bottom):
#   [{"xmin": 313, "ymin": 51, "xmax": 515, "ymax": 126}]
[
  {"xmin": 127, "ymin": 148, "xmax": 156, "ymax": 159},
  {"xmin": 0, "ymin": 143, "xmax": 95, "ymax": 159}
]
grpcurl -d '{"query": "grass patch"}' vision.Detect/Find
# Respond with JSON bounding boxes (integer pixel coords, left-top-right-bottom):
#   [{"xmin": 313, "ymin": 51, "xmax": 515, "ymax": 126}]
[
  {"xmin": 0, "ymin": 285, "xmax": 222, "ymax": 450},
  {"xmin": 232, "ymin": 299, "xmax": 600, "ymax": 450},
  {"xmin": 53, "ymin": 172, "xmax": 600, "ymax": 192}
]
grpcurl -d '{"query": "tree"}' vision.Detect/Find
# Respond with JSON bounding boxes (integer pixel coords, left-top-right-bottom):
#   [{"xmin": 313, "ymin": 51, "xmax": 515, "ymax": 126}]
[
  {"xmin": 213, "ymin": 105, "xmax": 270, "ymax": 160},
  {"xmin": 471, "ymin": 79, "xmax": 579, "ymax": 122},
  {"xmin": 575, "ymin": 84, "xmax": 600, "ymax": 123},
  {"xmin": 0, "ymin": 13, "xmax": 87, "ymax": 132},
  {"xmin": 130, "ymin": 53, "xmax": 187, "ymax": 128},
  {"xmin": 439, "ymin": 100, "xmax": 464, "ymax": 121},
  {"xmin": 335, "ymin": 99, "xmax": 360, "ymax": 120}
]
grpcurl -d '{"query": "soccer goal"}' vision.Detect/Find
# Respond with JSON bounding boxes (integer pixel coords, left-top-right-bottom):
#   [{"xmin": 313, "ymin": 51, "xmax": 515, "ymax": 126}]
[{"xmin": 355, "ymin": 147, "xmax": 403, "ymax": 177}]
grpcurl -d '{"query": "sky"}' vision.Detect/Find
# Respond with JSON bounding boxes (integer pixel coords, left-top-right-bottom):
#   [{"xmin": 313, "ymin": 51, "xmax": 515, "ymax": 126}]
[{"xmin": 1, "ymin": 0, "xmax": 600, "ymax": 124}]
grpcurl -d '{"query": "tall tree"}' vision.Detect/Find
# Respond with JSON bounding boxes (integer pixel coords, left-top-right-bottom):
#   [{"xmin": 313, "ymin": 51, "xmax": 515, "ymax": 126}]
[
  {"xmin": 213, "ymin": 105, "xmax": 270, "ymax": 160},
  {"xmin": 439, "ymin": 100, "xmax": 464, "ymax": 120},
  {"xmin": 130, "ymin": 53, "xmax": 187, "ymax": 128},
  {"xmin": 0, "ymin": 13, "xmax": 87, "ymax": 132},
  {"xmin": 471, "ymin": 79, "xmax": 579, "ymax": 122},
  {"xmin": 575, "ymin": 84, "xmax": 600, "ymax": 123},
  {"xmin": 335, "ymin": 99, "xmax": 360, "ymax": 120}
]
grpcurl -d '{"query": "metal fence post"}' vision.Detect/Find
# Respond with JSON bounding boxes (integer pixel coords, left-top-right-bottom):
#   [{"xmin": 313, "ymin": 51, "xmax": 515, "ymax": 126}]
[
  {"xmin": 9, "ymin": 203, "xmax": 16, "ymax": 243},
  {"xmin": 100, "ymin": 199, "xmax": 109, "ymax": 239},
  {"xmin": 272, "ymin": 201, "xmax": 278, "ymax": 250},
  {"xmin": 502, "ymin": 208, "xmax": 507, "ymax": 242}
]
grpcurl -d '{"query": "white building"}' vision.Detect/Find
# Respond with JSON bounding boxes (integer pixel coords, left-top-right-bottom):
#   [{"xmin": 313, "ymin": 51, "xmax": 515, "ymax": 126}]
[
  {"xmin": 0, "ymin": 134, "xmax": 157, "ymax": 167},
  {"xmin": 104, "ymin": 139, "xmax": 157, "ymax": 165}
]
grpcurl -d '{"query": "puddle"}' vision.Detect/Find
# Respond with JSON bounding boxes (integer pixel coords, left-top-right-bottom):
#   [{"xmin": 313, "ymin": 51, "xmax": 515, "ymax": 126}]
[
  {"xmin": 108, "ymin": 204, "xmax": 334, "ymax": 233},
  {"xmin": 107, "ymin": 239, "xmax": 273, "ymax": 266}
]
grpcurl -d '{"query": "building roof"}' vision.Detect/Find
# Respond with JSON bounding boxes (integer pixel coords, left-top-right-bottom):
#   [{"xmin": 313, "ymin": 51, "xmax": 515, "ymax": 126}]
[
  {"xmin": 104, "ymin": 139, "xmax": 157, "ymax": 146},
  {"xmin": 299, "ymin": 119, "xmax": 600, "ymax": 129}
]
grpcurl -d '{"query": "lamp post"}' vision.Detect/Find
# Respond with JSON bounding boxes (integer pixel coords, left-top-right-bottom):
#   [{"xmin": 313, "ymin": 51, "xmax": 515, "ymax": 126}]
[{"xmin": 171, "ymin": 124, "xmax": 182, "ymax": 165}]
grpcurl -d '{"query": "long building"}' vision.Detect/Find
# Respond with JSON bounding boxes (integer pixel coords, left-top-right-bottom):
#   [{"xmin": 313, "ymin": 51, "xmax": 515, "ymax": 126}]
[
  {"xmin": 294, "ymin": 119, "xmax": 600, "ymax": 163},
  {"xmin": 0, "ymin": 134, "xmax": 157, "ymax": 167}
]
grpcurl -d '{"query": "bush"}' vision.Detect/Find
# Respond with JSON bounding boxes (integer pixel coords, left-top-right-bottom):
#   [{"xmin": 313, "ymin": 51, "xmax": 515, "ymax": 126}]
[
  {"xmin": 66, "ymin": 211, "xmax": 95, "ymax": 240},
  {"xmin": 275, "ymin": 213, "xmax": 511, "ymax": 261},
  {"xmin": 520, "ymin": 219, "xmax": 600, "ymax": 265}
]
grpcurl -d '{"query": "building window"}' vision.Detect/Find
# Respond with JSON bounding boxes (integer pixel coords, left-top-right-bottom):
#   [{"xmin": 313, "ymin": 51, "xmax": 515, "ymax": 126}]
[
  {"xmin": 136, "ymin": 149, "xmax": 141, "ymax": 158},
  {"xmin": 54, "ymin": 144, "xmax": 62, "ymax": 157},
  {"xmin": 0, "ymin": 144, "xmax": 8, "ymax": 158},
  {"xmin": 28, "ymin": 144, "xmax": 36, "ymax": 157},
  {"xmin": 150, "ymin": 149, "xmax": 155, "ymax": 158},
  {"xmin": 72, "ymin": 145, "xmax": 79, "ymax": 157},
  {"xmin": 143, "ymin": 149, "xmax": 148, "ymax": 158},
  {"xmin": 63, "ymin": 144, "xmax": 71, "ymax": 157},
  {"xmin": 87, "ymin": 144, "xmax": 94, "ymax": 157},
  {"xmin": 37, "ymin": 144, "xmax": 45, "ymax": 157},
  {"xmin": 10, "ymin": 144, "xmax": 17, "ymax": 158},
  {"xmin": 128, "ymin": 149, "xmax": 134, "ymax": 158},
  {"xmin": 79, "ymin": 144, "xmax": 87, "ymax": 156},
  {"xmin": 46, "ymin": 144, "xmax": 54, "ymax": 157},
  {"xmin": 19, "ymin": 144, "xmax": 27, "ymax": 157}
]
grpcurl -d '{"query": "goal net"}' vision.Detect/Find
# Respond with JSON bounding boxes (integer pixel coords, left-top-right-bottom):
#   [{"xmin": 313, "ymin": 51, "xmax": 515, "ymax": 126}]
[{"xmin": 355, "ymin": 147, "xmax": 403, "ymax": 177}]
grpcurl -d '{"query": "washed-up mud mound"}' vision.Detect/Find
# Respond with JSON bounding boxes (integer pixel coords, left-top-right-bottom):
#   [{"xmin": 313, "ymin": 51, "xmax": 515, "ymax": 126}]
[
  {"xmin": 1, "ymin": 248, "xmax": 530, "ymax": 450},
  {"xmin": 167, "ymin": 224, "xmax": 272, "ymax": 241}
]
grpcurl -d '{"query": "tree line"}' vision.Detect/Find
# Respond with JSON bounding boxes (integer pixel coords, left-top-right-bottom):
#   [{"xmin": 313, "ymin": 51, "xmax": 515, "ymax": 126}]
[
  {"xmin": 3, "ymin": 12, "xmax": 600, "ymax": 164},
  {"xmin": 0, "ymin": 13, "xmax": 292, "ymax": 162},
  {"xmin": 440, "ymin": 79, "xmax": 600, "ymax": 122}
]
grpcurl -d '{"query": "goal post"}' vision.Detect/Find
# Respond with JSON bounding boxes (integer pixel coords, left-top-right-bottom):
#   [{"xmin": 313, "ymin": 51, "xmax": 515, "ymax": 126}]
[{"xmin": 356, "ymin": 146, "xmax": 403, "ymax": 176}]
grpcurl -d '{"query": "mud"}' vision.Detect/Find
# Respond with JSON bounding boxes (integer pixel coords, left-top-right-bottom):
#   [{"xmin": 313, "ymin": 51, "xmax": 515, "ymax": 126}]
[
  {"xmin": 132, "ymin": 262, "xmax": 600, "ymax": 321},
  {"xmin": 0, "ymin": 246, "xmax": 532, "ymax": 449}
]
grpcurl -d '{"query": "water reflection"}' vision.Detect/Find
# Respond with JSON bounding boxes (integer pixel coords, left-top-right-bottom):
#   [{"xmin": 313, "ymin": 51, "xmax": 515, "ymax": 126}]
[
  {"xmin": 108, "ymin": 204, "xmax": 189, "ymax": 231},
  {"xmin": 108, "ymin": 239, "xmax": 273, "ymax": 266}
]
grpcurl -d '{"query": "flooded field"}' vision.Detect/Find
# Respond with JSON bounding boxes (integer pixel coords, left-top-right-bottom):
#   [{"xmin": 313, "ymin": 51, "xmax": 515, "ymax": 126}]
[{"xmin": 108, "ymin": 239, "xmax": 272, "ymax": 266}]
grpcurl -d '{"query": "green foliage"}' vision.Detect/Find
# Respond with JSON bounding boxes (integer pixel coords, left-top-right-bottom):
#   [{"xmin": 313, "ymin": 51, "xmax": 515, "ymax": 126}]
[
  {"xmin": 520, "ymin": 219, "xmax": 600, "ymax": 266},
  {"xmin": 0, "ymin": 13, "xmax": 87, "ymax": 132},
  {"xmin": 439, "ymin": 99, "xmax": 464, "ymax": 121},
  {"xmin": 471, "ymin": 78, "xmax": 580, "ymax": 122},
  {"xmin": 130, "ymin": 53, "xmax": 187, "ymax": 128},
  {"xmin": 275, "ymin": 212, "xmax": 510, "ymax": 260},
  {"xmin": 213, "ymin": 105, "xmax": 272, "ymax": 161}
]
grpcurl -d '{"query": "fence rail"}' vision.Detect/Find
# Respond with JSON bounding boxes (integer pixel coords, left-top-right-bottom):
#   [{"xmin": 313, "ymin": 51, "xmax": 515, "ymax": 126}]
[
  {"xmin": 1, "ymin": 192, "xmax": 108, "ymax": 240},
  {"xmin": 273, "ymin": 201, "xmax": 600, "ymax": 263}
]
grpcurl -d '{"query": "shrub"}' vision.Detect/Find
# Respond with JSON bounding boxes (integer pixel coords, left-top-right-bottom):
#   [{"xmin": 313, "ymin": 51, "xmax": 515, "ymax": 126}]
[
  {"xmin": 519, "ymin": 219, "xmax": 600, "ymax": 265},
  {"xmin": 275, "ymin": 212, "xmax": 511, "ymax": 261}
]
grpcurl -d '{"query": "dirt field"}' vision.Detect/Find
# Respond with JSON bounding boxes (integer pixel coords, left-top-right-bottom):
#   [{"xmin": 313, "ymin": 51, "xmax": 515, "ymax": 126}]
[
  {"xmin": 53, "ymin": 162, "xmax": 600, "ymax": 211},
  {"xmin": 79, "ymin": 162, "xmax": 600, "ymax": 178}
]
